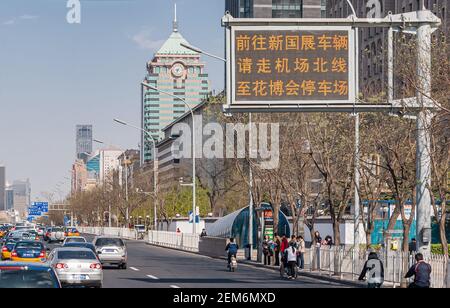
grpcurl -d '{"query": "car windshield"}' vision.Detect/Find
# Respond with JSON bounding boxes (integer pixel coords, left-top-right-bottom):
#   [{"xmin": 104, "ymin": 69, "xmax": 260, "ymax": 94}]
[
  {"xmin": 58, "ymin": 250, "xmax": 96, "ymax": 260},
  {"xmin": 66, "ymin": 238, "xmax": 85, "ymax": 243},
  {"xmin": 95, "ymin": 238, "xmax": 124, "ymax": 247},
  {"xmin": 0, "ymin": 269, "xmax": 57, "ymax": 288},
  {"xmin": 64, "ymin": 243, "xmax": 95, "ymax": 252},
  {"xmin": 15, "ymin": 242, "xmax": 43, "ymax": 250}
]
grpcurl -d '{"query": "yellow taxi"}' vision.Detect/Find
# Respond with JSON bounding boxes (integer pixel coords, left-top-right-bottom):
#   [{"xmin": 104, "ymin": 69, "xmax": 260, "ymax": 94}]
[
  {"xmin": 1, "ymin": 241, "xmax": 16, "ymax": 260},
  {"xmin": 66, "ymin": 228, "xmax": 80, "ymax": 237},
  {"xmin": 10, "ymin": 241, "xmax": 47, "ymax": 263}
]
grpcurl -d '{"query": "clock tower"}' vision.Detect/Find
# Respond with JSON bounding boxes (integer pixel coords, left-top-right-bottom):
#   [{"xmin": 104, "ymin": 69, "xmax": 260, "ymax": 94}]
[{"xmin": 141, "ymin": 5, "xmax": 210, "ymax": 163}]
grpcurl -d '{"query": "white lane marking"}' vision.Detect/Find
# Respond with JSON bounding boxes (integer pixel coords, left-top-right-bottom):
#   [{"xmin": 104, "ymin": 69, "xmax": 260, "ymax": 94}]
[
  {"xmin": 170, "ymin": 285, "xmax": 181, "ymax": 289},
  {"xmin": 130, "ymin": 267, "xmax": 140, "ymax": 271},
  {"xmin": 147, "ymin": 275, "xmax": 159, "ymax": 280}
]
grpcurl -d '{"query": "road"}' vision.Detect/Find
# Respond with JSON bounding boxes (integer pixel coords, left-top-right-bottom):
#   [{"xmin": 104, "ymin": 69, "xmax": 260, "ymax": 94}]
[{"xmin": 47, "ymin": 234, "xmax": 351, "ymax": 288}]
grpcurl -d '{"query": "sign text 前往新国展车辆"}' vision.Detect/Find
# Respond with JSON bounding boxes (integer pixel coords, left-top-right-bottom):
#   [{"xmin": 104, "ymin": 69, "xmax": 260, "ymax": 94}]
[{"xmin": 233, "ymin": 29, "xmax": 353, "ymax": 104}]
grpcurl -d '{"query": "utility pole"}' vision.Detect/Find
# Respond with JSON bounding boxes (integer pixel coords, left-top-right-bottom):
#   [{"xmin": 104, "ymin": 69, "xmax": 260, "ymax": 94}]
[
  {"xmin": 415, "ymin": 6, "xmax": 433, "ymax": 257},
  {"xmin": 248, "ymin": 113, "xmax": 253, "ymax": 260}
]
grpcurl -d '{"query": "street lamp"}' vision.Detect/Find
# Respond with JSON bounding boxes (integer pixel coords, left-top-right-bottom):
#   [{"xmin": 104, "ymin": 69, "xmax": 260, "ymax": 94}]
[
  {"xmin": 141, "ymin": 82, "xmax": 197, "ymax": 235},
  {"xmin": 113, "ymin": 118, "xmax": 158, "ymax": 231}
]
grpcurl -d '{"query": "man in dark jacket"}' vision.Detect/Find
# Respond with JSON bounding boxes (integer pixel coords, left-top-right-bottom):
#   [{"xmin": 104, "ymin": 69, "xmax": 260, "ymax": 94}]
[
  {"xmin": 358, "ymin": 252, "xmax": 384, "ymax": 288},
  {"xmin": 405, "ymin": 253, "xmax": 432, "ymax": 288},
  {"xmin": 225, "ymin": 238, "xmax": 239, "ymax": 266}
]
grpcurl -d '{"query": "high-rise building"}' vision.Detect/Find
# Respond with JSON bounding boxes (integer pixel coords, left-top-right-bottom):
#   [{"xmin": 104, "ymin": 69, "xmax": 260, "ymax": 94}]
[
  {"xmin": 0, "ymin": 166, "xmax": 5, "ymax": 211},
  {"xmin": 72, "ymin": 159, "xmax": 88, "ymax": 193},
  {"xmin": 99, "ymin": 149, "xmax": 124, "ymax": 186},
  {"xmin": 226, "ymin": 0, "xmax": 326, "ymax": 18},
  {"xmin": 76, "ymin": 125, "xmax": 93, "ymax": 161},
  {"xmin": 141, "ymin": 7, "xmax": 210, "ymax": 163},
  {"xmin": 327, "ymin": 0, "xmax": 449, "ymax": 95},
  {"xmin": 5, "ymin": 187, "xmax": 14, "ymax": 211},
  {"xmin": 12, "ymin": 179, "xmax": 31, "ymax": 218}
]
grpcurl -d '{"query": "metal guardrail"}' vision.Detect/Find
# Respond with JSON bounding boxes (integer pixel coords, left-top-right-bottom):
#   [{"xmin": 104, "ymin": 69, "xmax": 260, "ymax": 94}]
[
  {"xmin": 304, "ymin": 247, "xmax": 448, "ymax": 288},
  {"xmin": 148, "ymin": 231, "xmax": 199, "ymax": 252}
]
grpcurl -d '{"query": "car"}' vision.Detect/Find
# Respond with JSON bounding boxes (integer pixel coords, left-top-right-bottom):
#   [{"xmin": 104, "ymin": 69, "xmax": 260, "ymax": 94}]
[
  {"xmin": 62, "ymin": 242, "xmax": 97, "ymax": 254},
  {"xmin": 93, "ymin": 236, "xmax": 127, "ymax": 269},
  {"xmin": 48, "ymin": 247, "xmax": 103, "ymax": 288},
  {"xmin": 37, "ymin": 227, "xmax": 45, "ymax": 236},
  {"xmin": 65, "ymin": 227, "xmax": 80, "ymax": 237},
  {"xmin": 1, "ymin": 240, "xmax": 16, "ymax": 260},
  {"xmin": 7, "ymin": 231, "xmax": 30, "ymax": 242},
  {"xmin": 63, "ymin": 236, "xmax": 87, "ymax": 245},
  {"xmin": 46, "ymin": 227, "xmax": 66, "ymax": 243},
  {"xmin": 26, "ymin": 230, "xmax": 40, "ymax": 241},
  {"xmin": 0, "ymin": 262, "xmax": 61, "ymax": 288},
  {"xmin": 10, "ymin": 241, "xmax": 48, "ymax": 263},
  {"xmin": 0, "ymin": 227, "xmax": 9, "ymax": 239}
]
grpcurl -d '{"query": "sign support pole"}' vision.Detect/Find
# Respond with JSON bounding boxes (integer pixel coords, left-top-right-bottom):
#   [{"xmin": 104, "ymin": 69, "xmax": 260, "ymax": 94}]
[{"xmin": 415, "ymin": 9, "xmax": 433, "ymax": 257}]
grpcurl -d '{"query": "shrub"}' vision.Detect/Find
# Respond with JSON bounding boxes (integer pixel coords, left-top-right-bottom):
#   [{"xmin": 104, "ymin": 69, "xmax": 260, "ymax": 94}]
[{"xmin": 431, "ymin": 244, "xmax": 450, "ymax": 255}]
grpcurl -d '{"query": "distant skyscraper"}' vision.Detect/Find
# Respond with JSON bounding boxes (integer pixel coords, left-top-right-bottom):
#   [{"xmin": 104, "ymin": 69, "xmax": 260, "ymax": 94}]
[
  {"xmin": 5, "ymin": 186, "xmax": 14, "ymax": 211},
  {"xmin": 12, "ymin": 179, "xmax": 31, "ymax": 218},
  {"xmin": 76, "ymin": 125, "xmax": 93, "ymax": 160},
  {"xmin": 226, "ymin": 0, "xmax": 326, "ymax": 18},
  {"xmin": 0, "ymin": 167, "xmax": 5, "ymax": 211},
  {"xmin": 141, "ymin": 6, "xmax": 210, "ymax": 163}
]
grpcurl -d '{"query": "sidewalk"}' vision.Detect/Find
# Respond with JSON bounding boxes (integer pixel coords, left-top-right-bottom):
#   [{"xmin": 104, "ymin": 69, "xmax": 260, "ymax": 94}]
[{"xmin": 237, "ymin": 258, "xmax": 367, "ymax": 288}]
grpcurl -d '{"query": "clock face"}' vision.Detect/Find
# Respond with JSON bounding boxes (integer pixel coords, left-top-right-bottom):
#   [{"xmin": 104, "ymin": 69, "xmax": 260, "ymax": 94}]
[{"xmin": 172, "ymin": 63, "xmax": 185, "ymax": 77}]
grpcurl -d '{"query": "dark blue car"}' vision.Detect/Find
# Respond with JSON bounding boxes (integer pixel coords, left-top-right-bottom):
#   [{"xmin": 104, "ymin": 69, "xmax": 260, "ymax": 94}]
[{"xmin": 0, "ymin": 262, "xmax": 61, "ymax": 288}]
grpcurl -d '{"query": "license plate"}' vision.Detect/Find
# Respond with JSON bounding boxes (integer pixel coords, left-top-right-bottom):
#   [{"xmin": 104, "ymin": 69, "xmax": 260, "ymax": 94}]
[
  {"xmin": 72, "ymin": 274, "xmax": 88, "ymax": 280},
  {"xmin": 105, "ymin": 249, "xmax": 115, "ymax": 253},
  {"xmin": 23, "ymin": 254, "xmax": 34, "ymax": 258}
]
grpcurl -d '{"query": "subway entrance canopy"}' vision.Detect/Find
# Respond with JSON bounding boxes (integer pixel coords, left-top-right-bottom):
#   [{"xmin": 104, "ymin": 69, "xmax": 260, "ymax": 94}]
[{"xmin": 222, "ymin": 11, "xmax": 441, "ymax": 114}]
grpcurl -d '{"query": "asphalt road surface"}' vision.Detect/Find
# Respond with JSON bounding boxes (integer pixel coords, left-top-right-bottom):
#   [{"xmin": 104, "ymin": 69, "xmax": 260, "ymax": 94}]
[{"xmin": 46, "ymin": 235, "xmax": 351, "ymax": 288}]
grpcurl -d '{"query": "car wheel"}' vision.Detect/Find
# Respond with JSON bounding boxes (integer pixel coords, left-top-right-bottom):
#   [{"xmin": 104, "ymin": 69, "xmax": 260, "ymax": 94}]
[{"xmin": 120, "ymin": 263, "xmax": 127, "ymax": 270}]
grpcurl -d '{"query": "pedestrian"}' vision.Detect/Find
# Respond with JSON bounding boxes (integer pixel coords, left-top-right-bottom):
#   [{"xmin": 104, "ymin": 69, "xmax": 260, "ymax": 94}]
[
  {"xmin": 296, "ymin": 236, "xmax": 305, "ymax": 269},
  {"xmin": 405, "ymin": 253, "xmax": 432, "ymax": 289},
  {"xmin": 274, "ymin": 234, "xmax": 281, "ymax": 266},
  {"xmin": 314, "ymin": 231, "xmax": 322, "ymax": 270},
  {"xmin": 285, "ymin": 242, "xmax": 298, "ymax": 279},
  {"xmin": 262, "ymin": 236, "xmax": 271, "ymax": 266},
  {"xmin": 289, "ymin": 235, "xmax": 297, "ymax": 247},
  {"xmin": 176, "ymin": 228, "xmax": 181, "ymax": 234},
  {"xmin": 324, "ymin": 235, "xmax": 333, "ymax": 247},
  {"xmin": 408, "ymin": 238, "xmax": 417, "ymax": 254},
  {"xmin": 358, "ymin": 252, "xmax": 384, "ymax": 288},
  {"xmin": 280, "ymin": 234, "xmax": 289, "ymax": 268},
  {"xmin": 200, "ymin": 229, "xmax": 207, "ymax": 237}
]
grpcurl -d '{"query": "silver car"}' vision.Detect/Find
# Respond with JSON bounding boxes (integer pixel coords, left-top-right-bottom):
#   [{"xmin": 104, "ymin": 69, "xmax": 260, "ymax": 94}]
[
  {"xmin": 47, "ymin": 247, "xmax": 103, "ymax": 288},
  {"xmin": 63, "ymin": 236, "xmax": 87, "ymax": 245},
  {"xmin": 93, "ymin": 236, "xmax": 127, "ymax": 269}
]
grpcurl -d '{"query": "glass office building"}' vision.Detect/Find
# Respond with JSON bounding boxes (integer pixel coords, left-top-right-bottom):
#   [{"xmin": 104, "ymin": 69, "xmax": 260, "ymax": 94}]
[{"xmin": 76, "ymin": 125, "xmax": 93, "ymax": 160}]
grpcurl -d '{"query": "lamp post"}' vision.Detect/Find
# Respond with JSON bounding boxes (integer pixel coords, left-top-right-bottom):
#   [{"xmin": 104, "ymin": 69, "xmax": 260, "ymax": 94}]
[
  {"xmin": 114, "ymin": 118, "xmax": 159, "ymax": 231},
  {"xmin": 141, "ymin": 82, "xmax": 197, "ymax": 235}
]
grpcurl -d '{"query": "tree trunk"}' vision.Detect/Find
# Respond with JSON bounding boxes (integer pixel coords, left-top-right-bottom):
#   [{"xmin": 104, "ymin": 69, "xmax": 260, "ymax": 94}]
[{"xmin": 333, "ymin": 219, "xmax": 341, "ymax": 247}]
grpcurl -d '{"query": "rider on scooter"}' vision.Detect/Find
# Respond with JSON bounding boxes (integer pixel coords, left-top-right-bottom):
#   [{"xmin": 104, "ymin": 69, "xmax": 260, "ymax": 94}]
[{"xmin": 225, "ymin": 238, "xmax": 239, "ymax": 266}]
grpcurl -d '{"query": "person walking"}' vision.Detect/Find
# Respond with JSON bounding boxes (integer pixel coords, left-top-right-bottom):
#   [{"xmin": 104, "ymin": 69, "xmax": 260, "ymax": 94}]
[
  {"xmin": 296, "ymin": 236, "xmax": 306, "ymax": 269},
  {"xmin": 200, "ymin": 229, "xmax": 207, "ymax": 237},
  {"xmin": 358, "ymin": 252, "xmax": 385, "ymax": 288},
  {"xmin": 280, "ymin": 234, "xmax": 289, "ymax": 268},
  {"xmin": 314, "ymin": 231, "xmax": 322, "ymax": 270},
  {"xmin": 408, "ymin": 238, "xmax": 417, "ymax": 254},
  {"xmin": 262, "ymin": 236, "xmax": 272, "ymax": 266},
  {"xmin": 285, "ymin": 242, "xmax": 298, "ymax": 279},
  {"xmin": 405, "ymin": 253, "xmax": 432, "ymax": 288},
  {"xmin": 274, "ymin": 234, "xmax": 281, "ymax": 266}
]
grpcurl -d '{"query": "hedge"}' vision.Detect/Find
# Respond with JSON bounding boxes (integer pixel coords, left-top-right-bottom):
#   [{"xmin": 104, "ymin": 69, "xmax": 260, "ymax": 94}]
[{"xmin": 431, "ymin": 244, "xmax": 450, "ymax": 255}]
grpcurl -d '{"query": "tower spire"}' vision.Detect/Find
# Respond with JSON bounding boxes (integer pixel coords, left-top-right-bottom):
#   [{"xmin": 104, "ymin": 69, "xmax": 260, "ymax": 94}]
[{"xmin": 173, "ymin": 3, "xmax": 178, "ymax": 32}]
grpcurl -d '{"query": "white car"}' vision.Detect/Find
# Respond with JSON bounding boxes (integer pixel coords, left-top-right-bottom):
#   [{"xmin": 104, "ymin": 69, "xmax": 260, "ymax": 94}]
[
  {"xmin": 46, "ymin": 227, "xmax": 66, "ymax": 243},
  {"xmin": 48, "ymin": 247, "xmax": 103, "ymax": 288},
  {"xmin": 63, "ymin": 236, "xmax": 87, "ymax": 245}
]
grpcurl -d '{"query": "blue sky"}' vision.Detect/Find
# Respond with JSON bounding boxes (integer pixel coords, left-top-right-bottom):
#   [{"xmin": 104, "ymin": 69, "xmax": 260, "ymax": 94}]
[{"xmin": 0, "ymin": 0, "xmax": 225, "ymax": 201}]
